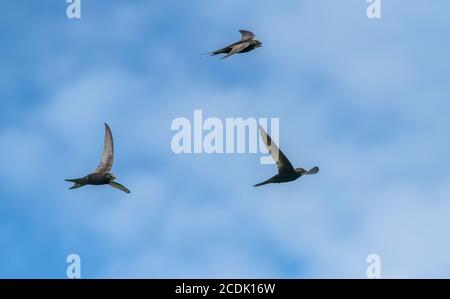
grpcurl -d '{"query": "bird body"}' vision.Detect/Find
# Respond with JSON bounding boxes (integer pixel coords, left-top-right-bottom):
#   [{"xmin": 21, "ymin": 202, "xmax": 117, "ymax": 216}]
[
  {"xmin": 254, "ymin": 126, "xmax": 319, "ymax": 187},
  {"xmin": 209, "ymin": 30, "xmax": 262, "ymax": 59},
  {"xmin": 65, "ymin": 123, "xmax": 130, "ymax": 194},
  {"xmin": 65, "ymin": 173, "xmax": 114, "ymax": 188}
]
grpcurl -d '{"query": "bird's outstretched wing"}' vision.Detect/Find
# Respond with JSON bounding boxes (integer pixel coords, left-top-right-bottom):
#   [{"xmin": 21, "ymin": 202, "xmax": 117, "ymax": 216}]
[
  {"xmin": 220, "ymin": 42, "xmax": 251, "ymax": 59},
  {"xmin": 259, "ymin": 126, "xmax": 295, "ymax": 174},
  {"xmin": 109, "ymin": 182, "xmax": 130, "ymax": 194},
  {"xmin": 95, "ymin": 123, "xmax": 114, "ymax": 174},
  {"xmin": 239, "ymin": 30, "xmax": 255, "ymax": 41}
]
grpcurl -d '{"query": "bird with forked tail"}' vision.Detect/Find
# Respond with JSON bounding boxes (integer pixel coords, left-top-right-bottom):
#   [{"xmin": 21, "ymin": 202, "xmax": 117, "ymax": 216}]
[
  {"xmin": 254, "ymin": 126, "xmax": 319, "ymax": 187},
  {"xmin": 65, "ymin": 123, "xmax": 130, "ymax": 194},
  {"xmin": 209, "ymin": 30, "xmax": 262, "ymax": 60}
]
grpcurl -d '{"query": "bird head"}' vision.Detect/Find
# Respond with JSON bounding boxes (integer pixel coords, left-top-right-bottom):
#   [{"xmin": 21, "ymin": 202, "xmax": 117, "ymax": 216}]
[
  {"xmin": 254, "ymin": 40, "xmax": 263, "ymax": 48},
  {"xmin": 107, "ymin": 173, "xmax": 116, "ymax": 181}
]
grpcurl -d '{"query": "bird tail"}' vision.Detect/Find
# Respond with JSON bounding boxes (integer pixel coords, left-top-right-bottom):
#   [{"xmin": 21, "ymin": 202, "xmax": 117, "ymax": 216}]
[
  {"xmin": 219, "ymin": 53, "xmax": 235, "ymax": 60},
  {"xmin": 207, "ymin": 51, "xmax": 222, "ymax": 57},
  {"xmin": 207, "ymin": 46, "xmax": 232, "ymax": 57},
  {"xmin": 65, "ymin": 178, "xmax": 83, "ymax": 183},
  {"xmin": 253, "ymin": 178, "xmax": 273, "ymax": 187},
  {"xmin": 65, "ymin": 179, "xmax": 84, "ymax": 190}
]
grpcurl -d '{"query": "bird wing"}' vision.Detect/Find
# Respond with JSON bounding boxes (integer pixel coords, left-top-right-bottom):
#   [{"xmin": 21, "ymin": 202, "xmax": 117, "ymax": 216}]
[
  {"xmin": 220, "ymin": 42, "xmax": 250, "ymax": 59},
  {"xmin": 259, "ymin": 126, "xmax": 295, "ymax": 174},
  {"xmin": 95, "ymin": 123, "xmax": 114, "ymax": 174},
  {"xmin": 109, "ymin": 182, "xmax": 130, "ymax": 194},
  {"xmin": 239, "ymin": 30, "xmax": 256, "ymax": 41},
  {"xmin": 305, "ymin": 167, "xmax": 320, "ymax": 175}
]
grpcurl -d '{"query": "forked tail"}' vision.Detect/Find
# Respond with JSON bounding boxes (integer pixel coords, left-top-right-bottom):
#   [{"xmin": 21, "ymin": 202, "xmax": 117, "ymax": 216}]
[{"xmin": 65, "ymin": 179, "xmax": 85, "ymax": 190}]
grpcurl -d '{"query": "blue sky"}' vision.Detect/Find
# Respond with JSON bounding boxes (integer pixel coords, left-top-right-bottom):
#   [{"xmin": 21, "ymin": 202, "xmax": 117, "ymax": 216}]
[{"xmin": 1, "ymin": 0, "xmax": 450, "ymax": 278}]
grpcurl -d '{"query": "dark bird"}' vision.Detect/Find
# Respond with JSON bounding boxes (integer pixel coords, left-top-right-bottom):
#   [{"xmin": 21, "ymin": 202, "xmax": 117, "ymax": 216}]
[
  {"xmin": 254, "ymin": 126, "xmax": 319, "ymax": 187},
  {"xmin": 65, "ymin": 123, "xmax": 131, "ymax": 193},
  {"xmin": 209, "ymin": 30, "xmax": 262, "ymax": 59}
]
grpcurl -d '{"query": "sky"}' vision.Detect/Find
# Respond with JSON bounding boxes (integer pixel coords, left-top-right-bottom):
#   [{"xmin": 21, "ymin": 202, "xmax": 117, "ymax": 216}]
[{"xmin": 0, "ymin": 0, "xmax": 450, "ymax": 278}]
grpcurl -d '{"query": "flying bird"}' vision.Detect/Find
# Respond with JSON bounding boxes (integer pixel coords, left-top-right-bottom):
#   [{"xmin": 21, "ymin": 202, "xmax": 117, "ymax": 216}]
[
  {"xmin": 254, "ymin": 126, "xmax": 319, "ymax": 187},
  {"xmin": 209, "ymin": 30, "xmax": 262, "ymax": 59},
  {"xmin": 65, "ymin": 123, "xmax": 131, "ymax": 193}
]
